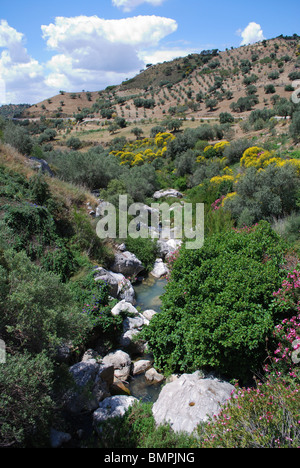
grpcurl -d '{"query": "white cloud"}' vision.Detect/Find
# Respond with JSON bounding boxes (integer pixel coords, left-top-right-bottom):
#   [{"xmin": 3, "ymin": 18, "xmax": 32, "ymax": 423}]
[
  {"xmin": 42, "ymin": 15, "xmax": 177, "ymax": 49},
  {"xmin": 112, "ymin": 0, "xmax": 166, "ymax": 12},
  {"xmin": 139, "ymin": 46, "xmax": 197, "ymax": 65},
  {"xmin": 238, "ymin": 22, "xmax": 265, "ymax": 46},
  {"xmin": 41, "ymin": 15, "xmax": 178, "ymax": 92},
  {"xmin": 0, "ymin": 20, "xmax": 48, "ymax": 104},
  {"xmin": 0, "ymin": 15, "xmax": 179, "ymax": 104}
]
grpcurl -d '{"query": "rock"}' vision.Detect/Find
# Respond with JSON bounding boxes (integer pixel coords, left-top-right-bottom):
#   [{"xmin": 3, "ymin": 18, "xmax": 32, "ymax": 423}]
[
  {"xmin": 26, "ymin": 156, "xmax": 54, "ymax": 177},
  {"xmin": 142, "ymin": 309, "xmax": 157, "ymax": 321},
  {"xmin": 102, "ymin": 350, "xmax": 131, "ymax": 382},
  {"xmin": 118, "ymin": 278, "xmax": 136, "ymax": 304},
  {"xmin": 93, "ymin": 395, "xmax": 138, "ymax": 433},
  {"xmin": 55, "ymin": 341, "xmax": 73, "ymax": 363},
  {"xmin": 153, "ymin": 189, "xmax": 183, "ymax": 200},
  {"xmin": 152, "ymin": 371, "xmax": 234, "ymax": 434},
  {"xmin": 94, "ymin": 268, "xmax": 135, "ymax": 304},
  {"xmin": 145, "ymin": 368, "xmax": 165, "ymax": 384},
  {"xmin": 110, "ymin": 378, "xmax": 131, "ymax": 396},
  {"xmin": 150, "ymin": 259, "xmax": 169, "ymax": 278},
  {"xmin": 132, "ymin": 359, "xmax": 152, "ymax": 376},
  {"xmin": 111, "ymin": 300, "xmax": 138, "ymax": 317},
  {"xmin": 110, "ymin": 251, "xmax": 144, "ymax": 278},
  {"xmin": 141, "ymin": 203, "xmax": 160, "ymax": 216},
  {"xmin": 66, "ymin": 360, "xmax": 114, "ymax": 413},
  {"xmin": 96, "ymin": 200, "xmax": 111, "ymax": 217},
  {"xmin": 94, "ymin": 267, "xmax": 123, "ymax": 297},
  {"xmin": 157, "ymin": 239, "xmax": 182, "ymax": 259},
  {"xmin": 50, "ymin": 429, "xmax": 72, "ymax": 448},
  {"xmin": 81, "ymin": 349, "xmax": 100, "ymax": 362},
  {"xmin": 120, "ymin": 314, "xmax": 148, "ymax": 353}
]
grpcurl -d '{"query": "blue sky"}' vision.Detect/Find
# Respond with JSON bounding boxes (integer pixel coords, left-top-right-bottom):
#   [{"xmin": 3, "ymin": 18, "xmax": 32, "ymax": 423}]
[{"xmin": 0, "ymin": 0, "xmax": 299, "ymax": 104}]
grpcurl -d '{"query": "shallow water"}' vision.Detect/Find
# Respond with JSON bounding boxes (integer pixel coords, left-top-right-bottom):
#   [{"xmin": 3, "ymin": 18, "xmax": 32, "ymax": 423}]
[
  {"xmin": 134, "ymin": 275, "xmax": 167, "ymax": 312},
  {"xmin": 129, "ymin": 373, "xmax": 163, "ymax": 403},
  {"xmin": 128, "ymin": 275, "xmax": 167, "ymax": 402}
]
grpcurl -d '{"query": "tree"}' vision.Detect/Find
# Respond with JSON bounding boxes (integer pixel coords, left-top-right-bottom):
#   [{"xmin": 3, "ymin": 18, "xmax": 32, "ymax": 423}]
[
  {"xmin": 219, "ymin": 112, "xmax": 234, "ymax": 124},
  {"xmin": 3, "ymin": 122, "xmax": 33, "ymax": 155},
  {"xmin": 205, "ymin": 98, "xmax": 218, "ymax": 111},
  {"xmin": 230, "ymin": 96, "xmax": 255, "ymax": 113},
  {"xmin": 108, "ymin": 123, "xmax": 120, "ymax": 135},
  {"xmin": 265, "ymin": 84, "xmax": 276, "ymax": 94},
  {"xmin": 131, "ymin": 127, "xmax": 144, "ymax": 139},
  {"xmin": 196, "ymin": 91, "xmax": 204, "ymax": 102},
  {"xmin": 37, "ymin": 129, "xmax": 57, "ymax": 145},
  {"xmin": 166, "ymin": 119, "xmax": 183, "ymax": 132},
  {"xmin": 66, "ymin": 136, "xmax": 82, "ymax": 150}
]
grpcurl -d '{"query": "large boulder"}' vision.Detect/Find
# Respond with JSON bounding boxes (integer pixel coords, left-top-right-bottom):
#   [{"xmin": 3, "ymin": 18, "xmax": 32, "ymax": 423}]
[
  {"xmin": 132, "ymin": 359, "xmax": 153, "ymax": 376},
  {"xmin": 145, "ymin": 367, "xmax": 165, "ymax": 384},
  {"xmin": 94, "ymin": 268, "xmax": 135, "ymax": 304},
  {"xmin": 93, "ymin": 395, "xmax": 138, "ymax": 434},
  {"xmin": 102, "ymin": 350, "xmax": 132, "ymax": 382},
  {"xmin": 111, "ymin": 300, "xmax": 139, "ymax": 316},
  {"xmin": 142, "ymin": 309, "xmax": 157, "ymax": 321},
  {"xmin": 110, "ymin": 251, "xmax": 144, "ymax": 278},
  {"xmin": 153, "ymin": 189, "xmax": 183, "ymax": 200},
  {"xmin": 150, "ymin": 259, "xmax": 169, "ymax": 278},
  {"xmin": 50, "ymin": 429, "xmax": 72, "ymax": 448},
  {"xmin": 94, "ymin": 267, "xmax": 123, "ymax": 298},
  {"xmin": 152, "ymin": 371, "xmax": 234, "ymax": 434},
  {"xmin": 66, "ymin": 359, "xmax": 114, "ymax": 413},
  {"xmin": 119, "ymin": 314, "xmax": 148, "ymax": 353},
  {"xmin": 26, "ymin": 156, "xmax": 54, "ymax": 177}
]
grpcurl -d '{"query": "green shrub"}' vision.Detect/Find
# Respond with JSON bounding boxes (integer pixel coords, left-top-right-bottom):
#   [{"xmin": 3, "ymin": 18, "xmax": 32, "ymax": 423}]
[
  {"xmin": 3, "ymin": 202, "xmax": 57, "ymax": 259},
  {"xmin": 124, "ymin": 237, "xmax": 158, "ymax": 273},
  {"xmin": 66, "ymin": 136, "xmax": 82, "ymax": 150},
  {"xmin": 41, "ymin": 239, "xmax": 79, "ymax": 282},
  {"xmin": 288, "ymin": 71, "xmax": 300, "ymax": 81},
  {"xmin": 0, "ymin": 351, "xmax": 54, "ymax": 448},
  {"xmin": 219, "ymin": 112, "xmax": 234, "ymax": 124},
  {"xmin": 223, "ymin": 138, "xmax": 251, "ymax": 163},
  {"xmin": 3, "ymin": 122, "xmax": 33, "ymax": 155},
  {"xmin": 28, "ymin": 173, "xmax": 51, "ymax": 206},
  {"xmin": 224, "ymin": 164, "xmax": 299, "ymax": 226},
  {"xmin": 45, "ymin": 148, "xmax": 123, "ymax": 190},
  {"xmin": 71, "ymin": 208, "xmax": 113, "ymax": 265},
  {"xmin": 265, "ymin": 84, "xmax": 276, "ymax": 94},
  {"xmin": 69, "ymin": 270, "xmax": 123, "ymax": 346},
  {"xmin": 143, "ymin": 222, "xmax": 288, "ymax": 382},
  {"xmin": 0, "ymin": 249, "xmax": 91, "ymax": 353},
  {"xmin": 95, "ymin": 401, "xmax": 194, "ymax": 448}
]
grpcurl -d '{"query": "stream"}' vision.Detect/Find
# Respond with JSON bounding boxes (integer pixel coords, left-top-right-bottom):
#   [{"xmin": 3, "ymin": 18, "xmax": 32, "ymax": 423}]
[
  {"xmin": 134, "ymin": 275, "xmax": 167, "ymax": 313},
  {"xmin": 127, "ymin": 275, "xmax": 167, "ymax": 403}
]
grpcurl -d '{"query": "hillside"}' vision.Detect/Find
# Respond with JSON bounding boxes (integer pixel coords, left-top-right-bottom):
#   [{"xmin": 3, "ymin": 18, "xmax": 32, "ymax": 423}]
[
  {"xmin": 0, "ymin": 33, "xmax": 300, "ymax": 449},
  {"xmin": 23, "ymin": 35, "xmax": 300, "ymax": 124}
]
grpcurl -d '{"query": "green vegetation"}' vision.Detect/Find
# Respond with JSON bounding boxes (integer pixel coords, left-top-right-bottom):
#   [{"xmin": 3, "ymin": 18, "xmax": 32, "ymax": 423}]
[
  {"xmin": 0, "ymin": 36, "xmax": 300, "ymax": 449},
  {"xmin": 143, "ymin": 222, "xmax": 288, "ymax": 382}
]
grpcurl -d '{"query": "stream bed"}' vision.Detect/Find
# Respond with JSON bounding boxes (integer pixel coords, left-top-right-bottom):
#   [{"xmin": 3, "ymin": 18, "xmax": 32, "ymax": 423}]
[
  {"xmin": 134, "ymin": 275, "xmax": 167, "ymax": 313},
  {"xmin": 128, "ymin": 275, "xmax": 167, "ymax": 402}
]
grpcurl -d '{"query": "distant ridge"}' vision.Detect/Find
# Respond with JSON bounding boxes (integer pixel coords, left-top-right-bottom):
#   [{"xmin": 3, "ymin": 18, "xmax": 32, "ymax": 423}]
[{"xmin": 12, "ymin": 35, "xmax": 300, "ymax": 122}]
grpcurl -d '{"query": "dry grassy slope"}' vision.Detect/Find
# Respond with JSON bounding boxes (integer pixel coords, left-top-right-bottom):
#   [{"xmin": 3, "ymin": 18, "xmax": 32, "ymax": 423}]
[
  {"xmin": 0, "ymin": 142, "xmax": 99, "ymax": 211},
  {"xmin": 25, "ymin": 37, "xmax": 300, "ymax": 122}
]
